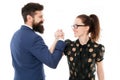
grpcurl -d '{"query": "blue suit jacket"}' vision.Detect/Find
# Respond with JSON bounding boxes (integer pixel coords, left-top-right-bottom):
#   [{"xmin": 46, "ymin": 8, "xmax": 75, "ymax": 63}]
[{"xmin": 10, "ymin": 25, "xmax": 65, "ymax": 80}]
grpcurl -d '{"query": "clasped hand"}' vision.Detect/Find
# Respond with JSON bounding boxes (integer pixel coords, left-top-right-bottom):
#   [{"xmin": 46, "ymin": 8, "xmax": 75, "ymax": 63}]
[{"xmin": 55, "ymin": 29, "xmax": 64, "ymax": 40}]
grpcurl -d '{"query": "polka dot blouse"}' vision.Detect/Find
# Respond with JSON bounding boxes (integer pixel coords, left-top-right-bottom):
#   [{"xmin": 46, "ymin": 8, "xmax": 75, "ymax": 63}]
[{"xmin": 64, "ymin": 39, "xmax": 105, "ymax": 80}]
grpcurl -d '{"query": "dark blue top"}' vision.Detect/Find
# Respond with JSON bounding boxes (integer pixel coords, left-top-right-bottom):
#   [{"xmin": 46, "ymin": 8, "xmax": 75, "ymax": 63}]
[{"xmin": 10, "ymin": 25, "xmax": 66, "ymax": 80}]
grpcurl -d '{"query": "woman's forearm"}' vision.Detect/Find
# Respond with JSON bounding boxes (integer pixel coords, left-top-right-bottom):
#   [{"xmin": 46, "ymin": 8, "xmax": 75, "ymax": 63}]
[
  {"xmin": 97, "ymin": 61, "xmax": 105, "ymax": 80},
  {"xmin": 49, "ymin": 39, "xmax": 58, "ymax": 53}
]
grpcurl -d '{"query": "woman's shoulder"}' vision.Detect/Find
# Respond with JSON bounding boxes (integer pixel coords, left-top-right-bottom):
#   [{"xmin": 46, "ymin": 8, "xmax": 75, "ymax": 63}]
[
  {"xmin": 65, "ymin": 39, "xmax": 77, "ymax": 45},
  {"xmin": 91, "ymin": 41, "xmax": 105, "ymax": 52},
  {"xmin": 95, "ymin": 42, "xmax": 104, "ymax": 48},
  {"xmin": 90, "ymin": 40, "xmax": 104, "ymax": 47},
  {"xmin": 65, "ymin": 39, "xmax": 72, "ymax": 43},
  {"xmin": 91, "ymin": 41, "xmax": 105, "ymax": 62}
]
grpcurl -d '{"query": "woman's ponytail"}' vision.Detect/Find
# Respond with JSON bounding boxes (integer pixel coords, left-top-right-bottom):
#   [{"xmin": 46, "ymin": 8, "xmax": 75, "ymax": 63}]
[{"xmin": 89, "ymin": 14, "xmax": 100, "ymax": 42}]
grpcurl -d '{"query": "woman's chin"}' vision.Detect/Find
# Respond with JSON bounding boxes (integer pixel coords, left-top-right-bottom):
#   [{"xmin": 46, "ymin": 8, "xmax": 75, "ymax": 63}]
[{"xmin": 74, "ymin": 35, "xmax": 77, "ymax": 37}]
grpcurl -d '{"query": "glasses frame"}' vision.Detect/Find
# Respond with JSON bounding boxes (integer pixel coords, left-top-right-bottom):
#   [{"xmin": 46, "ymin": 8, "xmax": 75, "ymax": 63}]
[{"xmin": 72, "ymin": 24, "xmax": 86, "ymax": 29}]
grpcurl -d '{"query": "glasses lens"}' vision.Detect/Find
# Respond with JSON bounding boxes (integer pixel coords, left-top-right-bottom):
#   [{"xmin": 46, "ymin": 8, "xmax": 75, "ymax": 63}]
[{"xmin": 72, "ymin": 24, "xmax": 77, "ymax": 29}]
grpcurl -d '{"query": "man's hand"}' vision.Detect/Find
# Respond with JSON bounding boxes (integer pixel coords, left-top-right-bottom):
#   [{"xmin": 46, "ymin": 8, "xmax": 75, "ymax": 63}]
[{"xmin": 55, "ymin": 29, "xmax": 64, "ymax": 40}]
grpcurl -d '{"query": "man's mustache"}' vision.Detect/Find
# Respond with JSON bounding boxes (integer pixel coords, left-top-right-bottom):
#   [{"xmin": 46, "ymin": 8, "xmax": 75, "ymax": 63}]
[{"xmin": 38, "ymin": 21, "xmax": 43, "ymax": 25}]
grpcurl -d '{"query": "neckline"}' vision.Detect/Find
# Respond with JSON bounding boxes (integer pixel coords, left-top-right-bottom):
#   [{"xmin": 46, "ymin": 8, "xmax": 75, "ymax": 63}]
[{"xmin": 76, "ymin": 38, "xmax": 91, "ymax": 46}]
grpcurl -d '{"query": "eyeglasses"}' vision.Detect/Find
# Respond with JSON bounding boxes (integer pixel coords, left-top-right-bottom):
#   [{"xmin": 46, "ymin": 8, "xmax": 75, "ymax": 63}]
[{"xmin": 72, "ymin": 24, "xmax": 86, "ymax": 29}]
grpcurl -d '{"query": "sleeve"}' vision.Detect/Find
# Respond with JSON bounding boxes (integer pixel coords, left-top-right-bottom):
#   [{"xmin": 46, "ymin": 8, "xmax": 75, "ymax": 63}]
[
  {"xmin": 30, "ymin": 35, "xmax": 66, "ymax": 68},
  {"xmin": 64, "ymin": 39, "xmax": 71, "ymax": 55},
  {"xmin": 95, "ymin": 44, "xmax": 105, "ymax": 62}
]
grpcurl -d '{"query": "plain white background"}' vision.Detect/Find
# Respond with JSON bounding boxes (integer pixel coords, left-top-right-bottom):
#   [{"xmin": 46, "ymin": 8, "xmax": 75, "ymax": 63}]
[{"xmin": 0, "ymin": 0, "xmax": 120, "ymax": 80}]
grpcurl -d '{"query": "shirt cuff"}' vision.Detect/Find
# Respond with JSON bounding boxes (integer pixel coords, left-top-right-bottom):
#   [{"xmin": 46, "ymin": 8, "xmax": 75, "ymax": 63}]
[{"xmin": 58, "ymin": 38, "xmax": 64, "ymax": 41}]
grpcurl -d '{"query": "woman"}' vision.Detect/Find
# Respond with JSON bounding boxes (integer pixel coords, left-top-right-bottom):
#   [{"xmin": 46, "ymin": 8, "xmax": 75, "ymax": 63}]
[
  {"xmin": 50, "ymin": 14, "xmax": 105, "ymax": 80},
  {"xmin": 64, "ymin": 14, "xmax": 105, "ymax": 80}
]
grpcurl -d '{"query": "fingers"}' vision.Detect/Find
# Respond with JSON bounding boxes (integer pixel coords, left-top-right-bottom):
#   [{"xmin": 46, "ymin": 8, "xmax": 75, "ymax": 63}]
[{"xmin": 55, "ymin": 29, "xmax": 64, "ymax": 40}]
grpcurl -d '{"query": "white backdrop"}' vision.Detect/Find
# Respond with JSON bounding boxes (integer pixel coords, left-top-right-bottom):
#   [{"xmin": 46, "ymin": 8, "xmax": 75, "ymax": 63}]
[{"xmin": 0, "ymin": 0, "xmax": 120, "ymax": 80}]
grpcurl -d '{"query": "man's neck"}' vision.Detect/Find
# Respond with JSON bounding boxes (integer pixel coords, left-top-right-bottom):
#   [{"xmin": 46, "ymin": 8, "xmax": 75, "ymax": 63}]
[{"xmin": 24, "ymin": 23, "xmax": 33, "ymax": 29}]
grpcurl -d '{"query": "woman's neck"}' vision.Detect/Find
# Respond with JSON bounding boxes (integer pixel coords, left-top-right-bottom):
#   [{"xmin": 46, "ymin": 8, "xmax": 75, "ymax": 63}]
[{"xmin": 78, "ymin": 35, "xmax": 89, "ymax": 45}]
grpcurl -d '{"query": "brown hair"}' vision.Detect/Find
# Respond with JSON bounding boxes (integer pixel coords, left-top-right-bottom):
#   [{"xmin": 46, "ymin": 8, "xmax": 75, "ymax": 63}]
[
  {"xmin": 77, "ymin": 14, "xmax": 100, "ymax": 42},
  {"xmin": 21, "ymin": 2, "xmax": 44, "ymax": 22}
]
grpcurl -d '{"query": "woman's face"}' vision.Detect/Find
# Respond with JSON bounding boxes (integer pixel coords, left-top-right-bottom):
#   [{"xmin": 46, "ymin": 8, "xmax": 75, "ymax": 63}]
[{"xmin": 72, "ymin": 18, "xmax": 89, "ymax": 38}]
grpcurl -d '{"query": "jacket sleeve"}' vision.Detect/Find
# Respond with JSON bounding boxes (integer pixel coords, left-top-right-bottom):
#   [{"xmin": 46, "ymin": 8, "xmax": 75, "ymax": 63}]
[{"xmin": 29, "ymin": 35, "xmax": 66, "ymax": 68}]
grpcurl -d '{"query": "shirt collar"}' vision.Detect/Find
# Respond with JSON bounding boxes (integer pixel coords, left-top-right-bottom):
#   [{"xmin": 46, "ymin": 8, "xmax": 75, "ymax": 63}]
[{"xmin": 23, "ymin": 24, "xmax": 33, "ymax": 29}]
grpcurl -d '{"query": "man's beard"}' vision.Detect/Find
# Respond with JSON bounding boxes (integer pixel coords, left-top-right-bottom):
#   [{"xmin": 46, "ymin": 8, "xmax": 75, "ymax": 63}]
[{"xmin": 32, "ymin": 21, "xmax": 44, "ymax": 34}]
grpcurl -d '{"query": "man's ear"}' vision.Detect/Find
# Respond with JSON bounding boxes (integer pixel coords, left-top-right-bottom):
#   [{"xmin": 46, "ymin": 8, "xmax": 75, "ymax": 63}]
[{"xmin": 27, "ymin": 15, "xmax": 33, "ymax": 22}]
